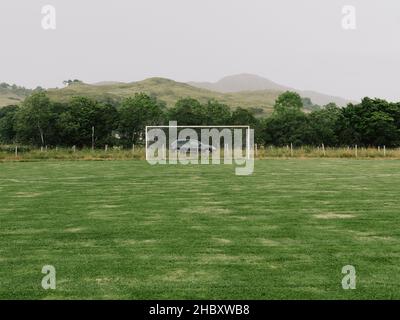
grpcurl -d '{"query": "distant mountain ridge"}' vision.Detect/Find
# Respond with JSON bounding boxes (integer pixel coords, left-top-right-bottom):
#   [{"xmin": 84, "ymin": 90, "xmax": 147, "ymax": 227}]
[
  {"xmin": 188, "ymin": 74, "xmax": 289, "ymax": 93},
  {"xmin": 189, "ymin": 73, "xmax": 354, "ymax": 106}
]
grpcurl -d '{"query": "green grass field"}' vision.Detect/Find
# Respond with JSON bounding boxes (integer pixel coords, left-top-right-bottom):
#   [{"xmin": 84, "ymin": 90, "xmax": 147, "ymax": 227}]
[{"xmin": 1, "ymin": 159, "xmax": 400, "ymax": 299}]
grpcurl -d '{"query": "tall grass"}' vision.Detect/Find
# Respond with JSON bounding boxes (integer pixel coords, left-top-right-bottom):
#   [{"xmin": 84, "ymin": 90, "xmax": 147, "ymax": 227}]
[
  {"xmin": 256, "ymin": 145, "xmax": 398, "ymax": 159},
  {"xmin": 1, "ymin": 145, "xmax": 399, "ymax": 161},
  {"xmin": 0, "ymin": 146, "xmax": 146, "ymax": 161}
]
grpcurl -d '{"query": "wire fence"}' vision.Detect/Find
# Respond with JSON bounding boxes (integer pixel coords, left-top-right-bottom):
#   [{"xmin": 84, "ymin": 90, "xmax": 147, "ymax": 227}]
[{"xmin": 1, "ymin": 144, "xmax": 399, "ymax": 161}]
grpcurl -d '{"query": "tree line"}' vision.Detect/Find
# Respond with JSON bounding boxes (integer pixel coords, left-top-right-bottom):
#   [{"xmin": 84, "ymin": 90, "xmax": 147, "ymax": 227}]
[{"xmin": 0, "ymin": 91, "xmax": 399, "ymax": 148}]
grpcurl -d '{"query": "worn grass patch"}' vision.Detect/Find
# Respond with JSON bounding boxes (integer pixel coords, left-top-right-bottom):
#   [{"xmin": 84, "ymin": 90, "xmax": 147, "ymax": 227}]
[{"xmin": 313, "ymin": 213, "xmax": 356, "ymax": 219}]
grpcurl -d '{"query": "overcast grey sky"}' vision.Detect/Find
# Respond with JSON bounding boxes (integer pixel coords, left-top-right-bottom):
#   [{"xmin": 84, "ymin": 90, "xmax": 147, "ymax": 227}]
[{"xmin": 1, "ymin": 0, "xmax": 400, "ymax": 101}]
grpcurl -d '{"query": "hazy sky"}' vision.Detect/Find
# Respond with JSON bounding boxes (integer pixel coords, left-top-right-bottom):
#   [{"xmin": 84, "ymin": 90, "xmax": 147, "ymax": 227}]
[{"xmin": 1, "ymin": 0, "xmax": 400, "ymax": 101}]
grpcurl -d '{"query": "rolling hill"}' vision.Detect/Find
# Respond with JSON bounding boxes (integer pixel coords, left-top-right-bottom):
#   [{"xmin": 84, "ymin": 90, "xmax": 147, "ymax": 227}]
[
  {"xmin": 0, "ymin": 75, "xmax": 354, "ymax": 114},
  {"xmin": 45, "ymin": 78, "xmax": 281, "ymax": 114},
  {"xmin": 0, "ymin": 84, "xmax": 32, "ymax": 107}
]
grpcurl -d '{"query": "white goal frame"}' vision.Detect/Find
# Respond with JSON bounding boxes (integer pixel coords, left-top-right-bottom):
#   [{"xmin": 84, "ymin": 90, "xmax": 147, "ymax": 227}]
[{"xmin": 145, "ymin": 125, "xmax": 252, "ymax": 160}]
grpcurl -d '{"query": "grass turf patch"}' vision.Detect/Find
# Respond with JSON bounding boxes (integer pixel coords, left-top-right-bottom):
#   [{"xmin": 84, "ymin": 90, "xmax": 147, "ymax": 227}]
[{"xmin": 0, "ymin": 159, "xmax": 400, "ymax": 299}]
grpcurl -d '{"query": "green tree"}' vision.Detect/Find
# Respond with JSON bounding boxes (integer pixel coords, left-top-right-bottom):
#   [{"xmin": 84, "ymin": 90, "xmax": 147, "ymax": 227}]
[
  {"xmin": 358, "ymin": 98, "xmax": 399, "ymax": 146},
  {"xmin": 231, "ymin": 107, "xmax": 263, "ymax": 144},
  {"xmin": 167, "ymin": 98, "xmax": 205, "ymax": 125},
  {"xmin": 203, "ymin": 100, "xmax": 231, "ymax": 125},
  {"xmin": 15, "ymin": 92, "xmax": 55, "ymax": 146},
  {"xmin": 308, "ymin": 103, "xmax": 341, "ymax": 146},
  {"xmin": 302, "ymin": 97, "xmax": 321, "ymax": 111},
  {"xmin": 63, "ymin": 79, "xmax": 83, "ymax": 86},
  {"xmin": 263, "ymin": 91, "xmax": 309, "ymax": 146},
  {"xmin": 59, "ymin": 96, "xmax": 118, "ymax": 147},
  {"xmin": 0, "ymin": 105, "xmax": 19, "ymax": 143},
  {"xmin": 274, "ymin": 91, "xmax": 303, "ymax": 114},
  {"xmin": 262, "ymin": 111, "xmax": 310, "ymax": 146},
  {"xmin": 118, "ymin": 93, "xmax": 165, "ymax": 145},
  {"xmin": 336, "ymin": 98, "xmax": 400, "ymax": 147}
]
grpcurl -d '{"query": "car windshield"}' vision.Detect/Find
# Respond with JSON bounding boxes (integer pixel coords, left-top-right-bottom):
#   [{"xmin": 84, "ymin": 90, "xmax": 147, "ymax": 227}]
[{"xmin": 176, "ymin": 140, "xmax": 189, "ymax": 146}]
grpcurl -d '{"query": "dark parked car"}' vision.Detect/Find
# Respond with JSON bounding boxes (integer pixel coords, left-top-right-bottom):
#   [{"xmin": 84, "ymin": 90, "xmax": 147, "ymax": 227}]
[{"xmin": 171, "ymin": 139, "xmax": 216, "ymax": 153}]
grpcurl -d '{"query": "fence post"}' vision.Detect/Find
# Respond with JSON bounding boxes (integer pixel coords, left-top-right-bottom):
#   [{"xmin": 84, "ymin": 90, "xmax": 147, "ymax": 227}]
[
  {"xmin": 355, "ymin": 144, "xmax": 358, "ymax": 158},
  {"xmin": 105, "ymin": 145, "xmax": 108, "ymax": 152},
  {"xmin": 322, "ymin": 143, "xmax": 326, "ymax": 156},
  {"xmin": 290, "ymin": 143, "xmax": 293, "ymax": 157},
  {"xmin": 132, "ymin": 144, "xmax": 135, "ymax": 154},
  {"xmin": 91, "ymin": 126, "xmax": 95, "ymax": 151},
  {"xmin": 255, "ymin": 144, "xmax": 258, "ymax": 158},
  {"xmin": 384, "ymin": 145, "xmax": 386, "ymax": 157},
  {"xmin": 15, "ymin": 146, "xmax": 18, "ymax": 157},
  {"xmin": 72, "ymin": 145, "xmax": 76, "ymax": 153}
]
